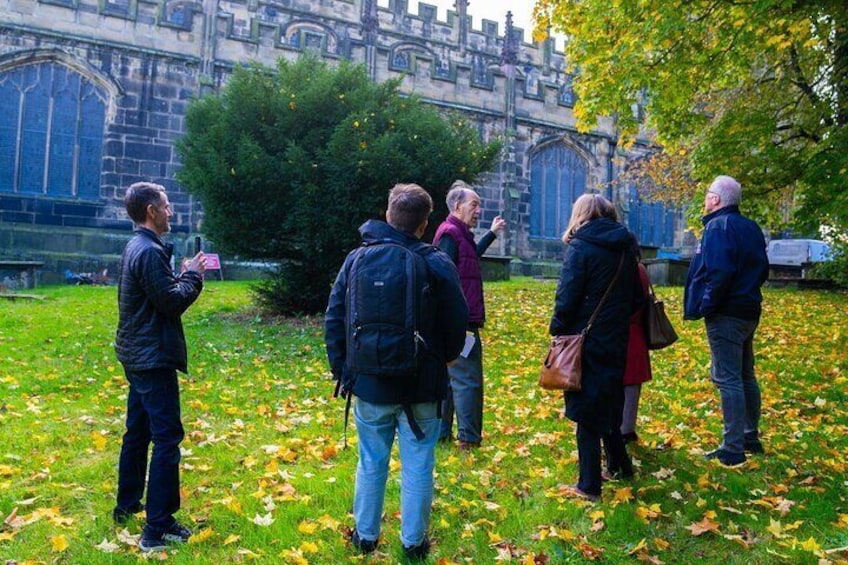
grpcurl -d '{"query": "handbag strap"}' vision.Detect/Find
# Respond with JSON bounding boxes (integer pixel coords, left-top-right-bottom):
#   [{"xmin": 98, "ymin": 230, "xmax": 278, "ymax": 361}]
[{"xmin": 584, "ymin": 251, "xmax": 626, "ymax": 335}]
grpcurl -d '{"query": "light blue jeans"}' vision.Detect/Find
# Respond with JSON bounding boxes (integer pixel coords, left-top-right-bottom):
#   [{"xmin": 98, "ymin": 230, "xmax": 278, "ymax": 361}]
[
  {"xmin": 705, "ymin": 314, "xmax": 761, "ymax": 453},
  {"xmin": 353, "ymin": 399, "xmax": 440, "ymax": 548}
]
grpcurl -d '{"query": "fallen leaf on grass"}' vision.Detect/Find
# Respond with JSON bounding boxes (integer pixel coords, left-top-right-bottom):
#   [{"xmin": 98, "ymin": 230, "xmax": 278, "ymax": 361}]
[
  {"xmin": 278, "ymin": 548, "xmax": 308, "ymax": 564},
  {"xmin": 51, "ymin": 534, "xmax": 69, "ymax": 552},
  {"xmin": 116, "ymin": 528, "xmax": 139, "ymax": 546},
  {"xmin": 687, "ymin": 516, "xmax": 721, "ymax": 536},
  {"xmin": 799, "ymin": 536, "xmax": 821, "ymax": 552},
  {"xmin": 94, "ymin": 538, "xmax": 120, "ymax": 553},
  {"xmin": 577, "ymin": 541, "xmax": 604, "ymax": 559},
  {"xmin": 253, "ymin": 513, "xmax": 274, "ymax": 526},
  {"xmin": 611, "ymin": 487, "xmax": 633, "ymax": 505},
  {"xmin": 188, "ymin": 528, "xmax": 213, "ymax": 544}
]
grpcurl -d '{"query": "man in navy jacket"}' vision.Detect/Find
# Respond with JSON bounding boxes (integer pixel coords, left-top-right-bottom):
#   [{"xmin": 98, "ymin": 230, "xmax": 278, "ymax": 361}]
[
  {"xmin": 684, "ymin": 175, "xmax": 769, "ymax": 467},
  {"xmin": 325, "ymin": 183, "xmax": 467, "ymax": 560},
  {"xmin": 113, "ymin": 182, "xmax": 207, "ymax": 552}
]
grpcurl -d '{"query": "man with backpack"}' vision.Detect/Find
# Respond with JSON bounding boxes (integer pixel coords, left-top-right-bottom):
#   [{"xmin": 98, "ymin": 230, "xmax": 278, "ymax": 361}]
[{"xmin": 325, "ymin": 183, "xmax": 468, "ymax": 560}]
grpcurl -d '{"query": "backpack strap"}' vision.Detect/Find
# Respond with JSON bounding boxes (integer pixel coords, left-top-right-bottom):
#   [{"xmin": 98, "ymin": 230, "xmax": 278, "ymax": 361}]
[
  {"xmin": 342, "ymin": 393, "xmax": 352, "ymax": 449},
  {"xmin": 402, "ymin": 404, "xmax": 426, "ymax": 441}
]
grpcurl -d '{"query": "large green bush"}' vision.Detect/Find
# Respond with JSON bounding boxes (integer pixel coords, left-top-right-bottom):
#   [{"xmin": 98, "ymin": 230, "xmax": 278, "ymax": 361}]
[{"xmin": 177, "ymin": 55, "xmax": 501, "ymax": 314}]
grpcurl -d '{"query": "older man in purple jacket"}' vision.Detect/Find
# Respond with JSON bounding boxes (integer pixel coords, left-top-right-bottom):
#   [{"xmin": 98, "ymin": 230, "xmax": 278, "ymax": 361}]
[{"xmin": 434, "ymin": 180, "xmax": 506, "ymax": 449}]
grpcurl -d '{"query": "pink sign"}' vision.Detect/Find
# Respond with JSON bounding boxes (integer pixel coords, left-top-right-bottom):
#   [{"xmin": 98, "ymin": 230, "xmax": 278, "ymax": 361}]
[{"xmin": 205, "ymin": 253, "xmax": 221, "ymax": 270}]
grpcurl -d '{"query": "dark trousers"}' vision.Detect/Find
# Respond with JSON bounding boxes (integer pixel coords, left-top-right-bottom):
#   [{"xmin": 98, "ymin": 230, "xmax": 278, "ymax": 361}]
[
  {"xmin": 576, "ymin": 387, "xmax": 631, "ymax": 496},
  {"xmin": 576, "ymin": 423, "xmax": 603, "ymax": 495},
  {"xmin": 705, "ymin": 314, "xmax": 761, "ymax": 453},
  {"xmin": 440, "ymin": 328, "xmax": 483, "ymax": 443},
  {"xmin": 116, "ymin": 367, "xmax": 184, "ymax": 536}
]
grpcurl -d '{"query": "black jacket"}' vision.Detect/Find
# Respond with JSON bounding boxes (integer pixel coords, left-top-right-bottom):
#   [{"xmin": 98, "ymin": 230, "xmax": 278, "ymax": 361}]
[
  {"xmin": 324, "ymin": 220, "xmax": 468, "ymax": 405},
  {"xmin": 115, "ymin": 228, "xmax": 203, "ymax": 373},
  {"xmin": 549, "ymin": 217, "xmax": 642, "ymax": 430},
  {"xmin": 684, "ymin": 206, "xmax": 768, "ymax": 321}
]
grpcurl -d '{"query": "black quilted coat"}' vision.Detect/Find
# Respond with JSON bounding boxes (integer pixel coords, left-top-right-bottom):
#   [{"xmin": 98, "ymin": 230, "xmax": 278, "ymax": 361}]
[
  {"xmin": 115, "ymin": 228, "xmax": 203, "ymax": 374},
  {"xmin": 549, "ymin": 217, "xmax": 642, "ymax": 431}
]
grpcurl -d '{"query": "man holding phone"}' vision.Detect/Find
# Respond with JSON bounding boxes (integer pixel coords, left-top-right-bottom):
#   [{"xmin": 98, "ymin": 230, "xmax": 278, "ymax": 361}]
[{"xmin": 113, "ymin": 182, "xmax": 207, "ymax": 552}]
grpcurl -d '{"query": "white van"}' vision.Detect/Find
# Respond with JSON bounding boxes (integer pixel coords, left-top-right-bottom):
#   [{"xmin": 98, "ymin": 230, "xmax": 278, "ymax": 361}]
[{"xmin": 767, "ymin": 239, "xmax": 831, "ymax": 266}]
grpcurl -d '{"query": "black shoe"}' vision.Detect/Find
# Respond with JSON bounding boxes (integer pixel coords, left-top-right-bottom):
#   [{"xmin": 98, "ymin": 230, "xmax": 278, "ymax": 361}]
[
  {"xmin": 350, "ymin": 529, "xmax": 378, "ymax": 554},
  {"xmin": 138, "ymin": 522, "xmax": 192, "ymax": 552},
  {"xmin": 602, "ymin": 468, "xmax": 635, "ymax": 482},
  {"xmin": 112, "ymin": 502, "xmax": 144, "ymax": 525},
  {"xmin": 622, "ymin": 432, "xmax": 639, "ymax": 444},
  {"xmin": 744, "ymin": 440, "xmax": 765, "ymax": 454},
  {"xmin": 403, "ymin": 536, "xmax": 430, "ymax": 560},
  {"xmin": 704, "ymin": 448, "xmax": 746, "ymax": 467}
]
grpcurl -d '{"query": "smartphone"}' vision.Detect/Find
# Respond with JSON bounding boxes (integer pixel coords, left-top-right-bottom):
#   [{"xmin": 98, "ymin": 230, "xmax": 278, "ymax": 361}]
[{"xmin": 194, "ymin": 236, "xmax": 202, "ymax": 255}]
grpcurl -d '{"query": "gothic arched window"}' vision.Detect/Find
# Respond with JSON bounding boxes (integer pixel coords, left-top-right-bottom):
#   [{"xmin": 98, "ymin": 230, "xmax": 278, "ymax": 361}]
[
  {"xmin": 393, "ymin": 51, "xmax": 410, "ymax": 70},
  {"xmin": 0, "ymin": 61, "xmax": 107, "ymax": 199},
  {"xmin": 529, "ymin": 144, "xmax": 587, "ymax": 239},
  {"xmin": 626, "ymin": 184, "xmax": 678, "ymax": 247}
]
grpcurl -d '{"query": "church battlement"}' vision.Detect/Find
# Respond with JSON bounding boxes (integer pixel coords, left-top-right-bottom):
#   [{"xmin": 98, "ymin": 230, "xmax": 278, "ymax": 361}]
[{"xmin": 1, "ymin": 0, "xmax": 581, "ymax": 129}]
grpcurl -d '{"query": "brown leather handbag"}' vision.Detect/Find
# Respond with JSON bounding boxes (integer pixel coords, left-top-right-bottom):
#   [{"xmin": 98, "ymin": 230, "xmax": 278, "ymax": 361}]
[{"xmin": 539, "ymin": 253, "xmax": 626, "ymax": 391}]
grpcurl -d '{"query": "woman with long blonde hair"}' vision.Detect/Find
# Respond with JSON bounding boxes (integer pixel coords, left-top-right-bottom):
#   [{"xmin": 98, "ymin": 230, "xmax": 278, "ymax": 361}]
[{"xmin": 548, "ymin": 193, "xmax": 642, "ymax": 501}]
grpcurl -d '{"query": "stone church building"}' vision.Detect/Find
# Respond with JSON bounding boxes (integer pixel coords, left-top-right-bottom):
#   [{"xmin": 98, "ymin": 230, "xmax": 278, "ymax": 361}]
[{"xmin": 0, "ymin": 0, "xmax": 682, "ymax": 283}]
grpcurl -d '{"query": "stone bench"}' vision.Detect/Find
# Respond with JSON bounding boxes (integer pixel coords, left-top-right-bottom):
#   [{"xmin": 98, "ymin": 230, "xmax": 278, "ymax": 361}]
[
  {"xmin": 643, "ymin": 258, "xmax": 691, "ymax": 286},
  {"xmin": 0, "ymin": 260, "xmax": 44, "ymax": 289},
  {"xmin": 481, "ymin": 255, "xmax": 511, "ymax": 282}
]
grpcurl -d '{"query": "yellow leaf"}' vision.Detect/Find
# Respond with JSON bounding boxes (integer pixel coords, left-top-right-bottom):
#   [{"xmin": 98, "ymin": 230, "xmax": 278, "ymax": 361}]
[
  {"xmin": 767, "ymin": 519, "xmax": 785, "ymax": 538},
  {"xmin": 799, "ymin": 536, "xmax": 820, "ymax": 552},
  {"xmin": 316, "ymin": 514, "xmax": 340, "ymax": 530},
  {"xmin": 223, "ymin": 534, "xmax": 241, "ymax": 545},
  {"xmin": 299, "ymin": 541, "xmax": 319, "ymax": 553},
  {"xmin": 188, "ymin": 528, "xmax": 213, "ymax": 544},
  {"xmin": 51, "ymin": 534, "xmax": 69, "ymax": 552},
  {"xmin": 91, "ymin": 432, "xmax": 108, "ymax": 451},
  {"xmin": 628, "ymin": 538, "xmax": 648, "ymax": 555},
  {"xmin": 487, "ymin": 530, "xmax": 503, "ymax": 544},
  {"xmin": 298, "ymin": 520, "xmax": 318, "ymax": 534},
  {"xmin": 612, "ymin": 486, "xmax": 634, "ymax": 504}
]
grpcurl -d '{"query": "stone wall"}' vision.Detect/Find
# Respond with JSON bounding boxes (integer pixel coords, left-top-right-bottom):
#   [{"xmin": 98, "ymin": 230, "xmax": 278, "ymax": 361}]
[{"xmin": 0, "ymin": 0, "xmax": 675, "ymax": 281}]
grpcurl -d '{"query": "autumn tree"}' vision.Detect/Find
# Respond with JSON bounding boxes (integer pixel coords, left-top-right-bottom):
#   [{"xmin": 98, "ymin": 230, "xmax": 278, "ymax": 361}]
[
  {"xmin": 533, "ymin": 0, "xmax": 848, "ymax": 234},
  {"xmin": 177, "ymin": 55, "xmax": 500, "ymax": 314}
]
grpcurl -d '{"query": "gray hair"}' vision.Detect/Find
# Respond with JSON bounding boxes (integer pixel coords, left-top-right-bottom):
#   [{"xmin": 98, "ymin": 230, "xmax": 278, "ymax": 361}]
[
  {"xmin": 446, "ymin": 180, "xmax": 477, "ymax": 211},
  {"xmin": 709, "ymin": 175, "xmax": 741, "ymax": 207}
]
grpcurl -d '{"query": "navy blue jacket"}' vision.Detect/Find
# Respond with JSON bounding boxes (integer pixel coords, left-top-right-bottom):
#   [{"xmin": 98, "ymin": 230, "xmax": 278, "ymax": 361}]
[
  {"xmin": 324, "ymin": 220, "xmax": 468, "ymax": 405},
  {"xmin": 549, "ymin": 217, "xmax": 642, "ymax": 430},
  {"xmin": 115, "ymin": 228, "xmax": 203, "ymax": 373},
  {"xmin": 684, "ymin": 206, "xmax": 768, "ymax": 321}
]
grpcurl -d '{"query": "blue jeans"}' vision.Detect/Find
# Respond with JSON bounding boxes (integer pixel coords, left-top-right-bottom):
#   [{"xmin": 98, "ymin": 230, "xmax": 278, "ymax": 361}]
[
  {"xmin": 353, "ymin": 399, "xmax": 440, "ymax": 548},
  {"xmin": 440, "ymin": 328, "xmax": 483, "ymax": 443},
  {"xmin": 116, "ymin": 368, "xmax": 184, "ymax": 536},
  {"xmin": 705, "ymin": 314, "xmax": 761, "ymax": 453}
]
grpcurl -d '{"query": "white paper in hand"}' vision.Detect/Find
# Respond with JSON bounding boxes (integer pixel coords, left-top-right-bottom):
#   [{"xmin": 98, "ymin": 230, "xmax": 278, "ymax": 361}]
[{"xmin": 460, "ymin": 332, "xmax": 476, "ymax": 358}]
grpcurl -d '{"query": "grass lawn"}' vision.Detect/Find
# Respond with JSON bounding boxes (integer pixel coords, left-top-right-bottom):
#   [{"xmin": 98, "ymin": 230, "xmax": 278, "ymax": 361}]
[{"xmin": 0, "ymin": 279, "xmax": 847, "ymax": 564}]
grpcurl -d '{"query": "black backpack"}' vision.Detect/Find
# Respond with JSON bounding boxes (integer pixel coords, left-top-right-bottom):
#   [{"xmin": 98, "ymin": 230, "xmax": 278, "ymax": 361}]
[{"xmin": 344, "ymin": 238, "xmax": 434, "ymax": 379}]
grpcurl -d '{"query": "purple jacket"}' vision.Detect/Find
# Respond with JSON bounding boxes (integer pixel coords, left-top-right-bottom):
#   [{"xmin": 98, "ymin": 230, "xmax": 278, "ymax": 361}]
[{"xmin": 434, "ymin": 215, "xmax": 486, "ymax": 325}]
